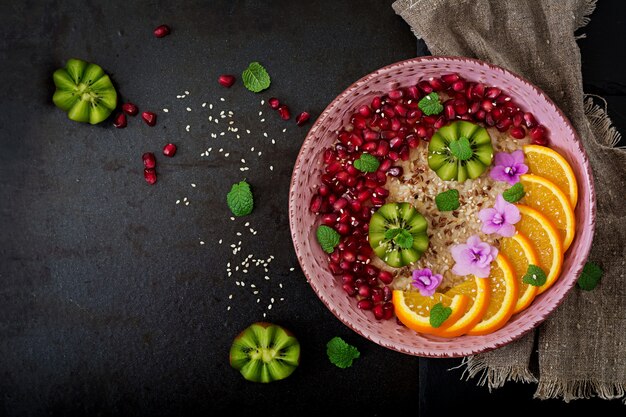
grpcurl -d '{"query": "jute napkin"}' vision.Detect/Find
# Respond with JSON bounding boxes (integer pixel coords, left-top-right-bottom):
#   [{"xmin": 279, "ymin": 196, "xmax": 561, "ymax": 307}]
[{"xmin": 392, "ymin": 0, "xmax": 626, "ymax": 402}]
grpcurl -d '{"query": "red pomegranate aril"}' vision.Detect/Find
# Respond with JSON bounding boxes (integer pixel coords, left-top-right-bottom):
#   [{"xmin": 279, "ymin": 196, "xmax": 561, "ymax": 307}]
[
  {"xmin": 469, "ymin": 100, "xmax": 481, "ymax": 114},
  {"xmin": 333, "ymin": 197, "xmax": 348, "ymax": 211},
  {"xmin": 378, "ymin": 158, "xmax": 392, "ymax": 172},
  {"xmin": 144, "ymin": 168, "xmax": 157, "ymax": 184},
  {"xmin": 325, "ymin": 161, "xmax": 342, "ymax": 174},
  {"xmin": 406, "ymin": 85, "xmax": 420, "ymax": 99},
  {"xmin": 349, "ymin": 133, "xmax": 363, "ymax": 147},
  {"xmin": 268, "ymin": 97, "xmax": 280, "ymax": 109},
  {"xmin": 429, "ymin": 77, "xmax": 446, "ymax": 91},
  {"xmin": 407, "ymin": 134, "xmax": 419, "ymax": 149},
  {"xmin": 346, "ymin": 164, "xmax": 359, "ymax": 176},
  {"xmin": 513, "ymin": 112, "xmax": 524, "ymax": 127},
  {"xmin": 472, "ymin": 83, "xmax": 485, "ymax": 98},
  {"xmin": 496, "ymin": 118, "xmax": 513, "ymax": 132},
  {"xmin": 142, "ymin": 152, "xmax": 156, "ymax": 169},
  {"xmin": 351, "ymin": 115, "xmax": 367, "ymax": 130},
  {"xmin": 388, "ymin": 89, "xmax": 404, "ymax": 100},
  {"xmin": 141, "ymin": 111, "xmax": 157, "ymax": 126},
  {"xmin": 357, "ymin": 189, "xmax": 372, "ymax": 202},
  {"xmin": 365, "ymin": 265, "xmax": 379, "ymax": 277},
  {"xmin": 335, "ymin": 171, "xmax": 349, "ymax": 184},
  {"xmin": 378, "ymin": 118, "xmax": 390, "ymax": 130},
  {"xmin": 330, "ymin": 250, "xmax": 341, "ymax": 264},
  {"xmin": 387, "ymin": 166, "xmax": 403, "ymax": 177},
  {"xmin": 425, "ymin": 127, "xmax": 435, "ymax": 140},
  {"xmin": 364, "ymin": 179, "xmax": 378, "ymax": 189},
  {"xmin": 357, "ymin": 105, "xmax": 372, "ymax": 117},
  {"xmin": 451, "ymin": 80, "xmax": 466, "ymax": 92},
  {"xmin": 162, "ymin": 143, "xmax": 177, "ymax": 157},
  {"xmin": 153, "ymin": 24, "xmax": 170, "ymax": 38},
  {"xmin": 474, "ymin": 109, "xmax": 486, "ymax": 121},
  {"xmin": 371, "ymin": 288, "xmax": 384, "ymax": 303},
  {"xmin": 218, "ymin": 74, "xmax": 236, "ymax": 88},
  {"xmin": 485, "ymin": 87, "xmax": 501, "ymax": 99},
  {"xmin": 454, "ymin": 99, "xmax": 469, "ymax": 115},
  {"xmin": 296, "ymin": 111, "xmax": 310, "ymax": 126},
  {"xmin": 375, "ymin": 170, "xmax": 387, "ymax": 184},
  {"xmin": 371, "ymin": 195, "xmax": 385, "ymax": 206},
  {"xmin": 122, "ymin": 102, "xmax": 138, "ymax": 116},
  {"xmin": 394, "ymin": 104, "xmax": 408, "ymax": 117},
  {"xmin": 387, "ymin": 151, "xmax": 399, "ymax": 161},
  {"xmin": 481, "ymin": 99, "xmax": 494, "ymax": 112},
  {"xmin": 422, "ymin": 115, "xmax": 437, "ymax": 125},
  {"xmin": 343, "ymin": 250, "xmax": 356, "ymax": 263},
  {"xmin": 523, "ymin": 112, "xmax": 538, "ymax": 128},
  {"xmin": 341, "ymin": 273, "xmax": 355, "ymax": 285},
  {"xmin": 418, "ymin": 80, "xmax": 433, "ymax": 93},
  {"xmin": 364, "ymin": 130, "xmax": 380, "ymax": 141},
  {"xmin": 371, "ymin": 96, "xmax": 382, "ymax": 109},
  {"xmin": 357, "ymin": 299, "xmax": 374, "ymax": 310},
  {"xmin": 372, "ymin": 304, "xmax": 384, "ymax": 320},
  {"xmin": 407, "ymin": 109, "xmax": 422, "ymax": 119},
  {"xmin": 485, "ymin": 112, "xmax": 496, "ymax": 126},
  {"xmin": 442, "ymin": 73, "xmax": 460, "ymax": 84},
  {"xmin": 349, "ymin": 198, "xmax": 361, "ymax": 212},
  {"xmin": 390, "ymin": 118, "xmax": 402, "ymax": 132},
  {"xmin": 321, "ymin": 213, "xmax": 337, "ymax": 226},
  {"xmin": 382, "ymin": 302, "xmax": 394, "ymax": 319},
  {"xmin": 278, "ymin": 105, "xmax": 291, "ymax": 120},
  {"xmin": 492, "ymin": 107, "xmax": 504, "ymax": 121},
  {"xmin": 382, "ymin": 106, "xmax": 395, "ymax": 118},
  {"xmin": 382, "ymin": 285, "xmax": 392, "ymax": 302},
  {"xmin": 339, "ymin": 261, "xmax": 352, "ymax": 273},
  {"xmin": 381, "ymin": 130, "xmax": 397, "ymax": 140},
  {"xmin": 399, "ymin": 145, "xmax": 410, "ymax": 161},
  {"xmin": 444, "ymin": 103, "xmax": 456, "ymax": 120},
  {"xmin": 113, "ymin": 113, "xmax": 127, "ymax": 128},
  {"xmin": 375, "ymin": 141, "xmax": 390, "ymax": 157},
  {"xmin": 342, "ymin": 284, "xmax": 356, "ymax": 296},
  {"xmin": 374, "ymin": 186, "xmax": 389, "ymax": 197},
  {"xmin": 416, "ymin": 125, "xmax": 427, "ymax": 138},
  {"xmin": 510, "ymin": 126, "xmax": 526, "ymax": 139},
  {"xmin": 362, "ymin": 141, "xmax": 377, "ymax": 153},
  {"xmin": 495, "ymin": 94, "xmax": 511, "ymax": 104},
  {"xmin": 329, "ymin": 261, "xmax": 344, "ymax": 275},
  {"xmin": 310, "ymin": 195, "xmax": 323, "ymax": 213},
  {"xmin": 323, "ymin": 149, "xmax": 336, "ymax": 163},
  {"xmin": 530, "ymin": 125, "xmax": 548, "ymax": 145},
  {"xmin": 338, "ymin": 210, "xmax": 351, "ymax": 224},
  {"xmin": 378, "ymin": 270, "xmax": 393, "ymax": 285},
  {"xmin": 433, "ymin": 116, "xmax": 445, "ymax": 129},
  {"xmin": 358, "ymin": 284, "xmax": 372, "ymax": 299},
  {"xmin": 335, "ymin": 223, "xmax": 351, "ymax": 235}
]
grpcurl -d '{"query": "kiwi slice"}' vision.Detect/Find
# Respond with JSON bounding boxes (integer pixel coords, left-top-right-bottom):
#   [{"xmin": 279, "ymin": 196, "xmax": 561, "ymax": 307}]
[
  {"xmin": 428, "ymin": 121, "xmax": 494, "ymax": 181},
  {"xmin": 229, "ymin": 322, "xmax": 300, "ymax": 383},
  {"xmin": 52, "ymin": 58, "xmax": 117, "ymax": 124},
  {"xmin": 368, "ymin": 202, "xmax": 429, "ymax": 268}
]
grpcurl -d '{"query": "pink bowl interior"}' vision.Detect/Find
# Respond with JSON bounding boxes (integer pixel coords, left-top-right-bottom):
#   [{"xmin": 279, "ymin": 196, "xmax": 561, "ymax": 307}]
[{"xmin": 289, "ymin": 56, "xmax": 595, "ymax": 357}]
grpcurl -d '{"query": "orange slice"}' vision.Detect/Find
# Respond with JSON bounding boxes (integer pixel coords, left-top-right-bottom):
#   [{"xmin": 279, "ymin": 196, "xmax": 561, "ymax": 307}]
[
  {"xmin": 519, "ymin": 174, "xmax": 576, "ymax": 251},
  {"xmin": 436, "ymin": 277, "xmax": 490, "ymax": 338},
  {"xmin": 500, "ymin": 232, "xmax": 540, "ymax": 314},
  {"xmin": 466, "ymin": 254, "xmax": 518, "ymax": 336},
  {"xmin": 515, "ymin": 204, "xmax": 563, "ymax": 294},
  {"xmin": 523, "ymin": 144, "xmax": 578, "ymax": 208},
  {"xmin": 392, "ymin": 290, "xmax": 469, "ymax": 335}
]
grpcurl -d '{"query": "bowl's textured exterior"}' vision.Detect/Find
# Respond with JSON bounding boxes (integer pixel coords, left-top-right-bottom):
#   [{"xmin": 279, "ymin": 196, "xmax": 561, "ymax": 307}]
[{"xmin": 288, "ymin": 56, "xmax": 595, "ymax": 358}]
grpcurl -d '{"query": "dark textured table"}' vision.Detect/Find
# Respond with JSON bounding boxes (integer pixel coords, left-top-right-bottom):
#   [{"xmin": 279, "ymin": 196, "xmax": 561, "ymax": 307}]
[{"xmin": 1, "ymin": 1, "xmax": 624, "ymax": 416}]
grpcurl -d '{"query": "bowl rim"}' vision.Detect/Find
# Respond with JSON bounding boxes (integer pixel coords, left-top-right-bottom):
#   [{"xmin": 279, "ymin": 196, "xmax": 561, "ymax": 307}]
[{"xmin": 288, "ymin": 55, "xmax": 596, "ymax": 357}]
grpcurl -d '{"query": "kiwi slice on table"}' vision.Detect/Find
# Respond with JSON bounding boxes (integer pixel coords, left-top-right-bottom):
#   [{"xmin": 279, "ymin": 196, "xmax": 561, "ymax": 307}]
[
  {"xmin": 428, "ymin": 121, "xmax": 494, "ymax": 181},
  {"xmin": 229, "ymin": 322, "xmax": 300, "ymax": 383},
  {"xmin": 369, "ymin": 202, "xmax": 429, "ymax": 268},
  {"xmin": 52, "ymin": 58, "xmax": 117, "ymax": 124}
]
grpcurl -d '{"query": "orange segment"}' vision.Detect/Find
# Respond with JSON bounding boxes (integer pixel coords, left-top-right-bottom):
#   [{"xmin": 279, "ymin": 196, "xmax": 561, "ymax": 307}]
[
  {"xmin": 437, "ymin": 277, "xmax": 490, "ymax": 338},
  {"xmin": 519, "ymin": 174, "xmax": 576, "ymax": 251},
  {"xmin": 523, "ymin": 144, "xmax": 578, "ymax": 208},
  {"xmin": 466, "ymin": 254, "xmax": 518, "ymax": 336},
  {"xmin": 392, "ymin": 290, "xmax": 469, "ymax": 335},
  {"xmin": 500, "ymin": 232, "xmax": 540, "ymax": 314},
  {"xmin": 515, "ymin": 204, "xmax": 563, "ymax": 294}
]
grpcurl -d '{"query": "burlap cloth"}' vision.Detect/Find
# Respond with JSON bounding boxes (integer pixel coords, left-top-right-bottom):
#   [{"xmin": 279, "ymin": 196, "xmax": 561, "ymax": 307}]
[{"xmin": 392, "ymin": 0, "xmax": 626, "ymax": 402}]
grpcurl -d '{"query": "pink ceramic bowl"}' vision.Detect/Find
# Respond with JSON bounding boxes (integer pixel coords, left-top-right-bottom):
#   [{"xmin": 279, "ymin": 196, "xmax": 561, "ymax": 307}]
[{"xmin": 288, "ymin": 56, "xmax": 595, "ymax": 357}]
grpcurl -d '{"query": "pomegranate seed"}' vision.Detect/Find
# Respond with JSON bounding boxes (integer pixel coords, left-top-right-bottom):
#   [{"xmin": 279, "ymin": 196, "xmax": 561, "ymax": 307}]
[
  {"xmin": 378, "ymin": 270, "xmax": 393, "ymax": 284},
  {"xmin": 382, "ymin": 302, "xmax": 394, "ymax": 319},
  {"xmin": 394, "ymin": 104, "xmax": 408, "ymax": 117},
  {"xmin": 321, "ymin": 213, "xmax": 337, "ymax": 226},
  {"xmin": 153, "ymin": 24, "xmax": 170, "ymax": 38},
  {"xmin": 309, "ymin": 195, "xmax": 323, "ymax": 213},
  {"xmin": 375, "ymin": 141, "xmax": 390, "ymax": 157},
  {"xmin": 268, "ymin": 98, "xmax": 281, "ymax": 110},
  {"xmin": 485, "ymin": 112, "xmax": 496, "ymax": 126},
  {"xmin": 481, "ymin": 99, "xmax": 494, "ymax": 112},
  {"xmin": 144, "ymin": 168, "xmax": 157, "ymax": 184},
  {"xmin": 142, "ymin": 152, "xmax": 156, "ymax": 169},
  {"xmin": 358, "ymin": 105, "xmax": 372, "ymax": 117},
  {"xmin": 362, "ymin": 142, "xmax": 378, "ymax": 153},
  {"xmin": 343, "ymin": 250, "xmax": 356, "ymax": 263},
  {"xmin": 406, "ymin": 134, "xmax": 419, "ymax": 149},
  {"xmin": 451, "ymin": 80, "xmax": 466, "ymax": 92},
  {"xmin": 496, "ymin": 118, "xmax": 513, "ymax": 132},
  {"xmin": 513, "ymin": 112, "xmax": 524, "ymax": 127},
  {"xmin": 382, "ymin": 286, "xmax": 392, "ymax": 302},
  {"xmin": 358, "ymin": 285, "xmax": 371, "ymax": 298},
  {"xmin": 342, "ymin": 283, "xmax": 357, "ymax": 296},
  {"xmin": 357, "ymin": 299, "xmax": 373, "ymax": 310},
  {"xmin": 441, "ymin": 73, "xmax": 460, "ymax": 84},
  {"xmin": 371, "ymin": 96, "xmax": 382, "ymax": 109},
  {"xmin": 113, "ymin": 113, "xmax": 127, "ymax": 128},
  {"xmin": 530, "ymin": 125, "xmax": 548, "ymax": 145},
  {"xmin": 122, "ymin": 102, "xmax": 138, "ymax": 116},
  {"xmin": 474, "ymin": 109, "xmax": 486, "ymax": 121},
  {"xmin": 406, "ymin": 85, "xmax": 420, "ymax": 99},
  {"xmin": 381, "ymin": 130, "xmax": 397, "ymax": 140},
  {"xmin": 323, "ymin": 149, "xmax": 336, "ymax": 163},
  {"xmin": 387, "ymin": 166, "xmax": 403, "ymax": 177},
  {"xmin": 422, "ymin": 115, "xmax": 437, "ymax": 126},
  {"xmin": 434, "ymin": 116, "xmax": 446, "ymax": 129},
  {"xmin": 418, "ymin": 81, "xmax": 433, "ymax": 93},
  {"xmin": 357, "ymin": 190, "xmax": 372, "ymax": 202},
  {"xmin": 296, "ymin": 111, "xmax": 310, "ymax": 126},
  {"xmin": 495, "ymin": 94, "xmax": 511, "ymax": 104},
  {"xmin": 523, "ymin": 112, "xmax": 538, "ymax": 128},
  {"xmin": 329, "ymin": 262, "xmax": 344, "ymax": 275},
  {"xmin": 335, "ymin": 223, "xmax": 351, "ymax": 235},
  {"xmin": 374, "ymin": 186, "xmax": 389, "ymax": 197},
  {"xmin": 141, "ymin": 111, "xmax": 157, "ymax": 126},
  {"xmin": 278, "ymin": 105, "xmax": 291, "ymax": 120},
  {"xmin": 444, "ymin": 103, "xmax": 456, "ymax": 120},
  {"xmin": 341, "ymin": 273, "xmax": 355, "ymax": 285},
  {"xmin": 373, "ymin": 304, "xmax": 384, "ymax": 320},
  {"xmin": 388, "ymin": 89, "xmax": 404, "ymax": 100},
  {"xmin": 492, "ymin": 107, "xmax": 505, "ymax": 121},
  {"xmin": 485, "ymin": 87, "xmax": 501, "ymax": 99},
  {"xmin": 162, "ymin": 143, "xmax": 177, "ymax": 157},
  {"xmin": 416, "ymin": 126, "xmax": 427, "ymax": 137},
  {"xmin": 378, "ymin": 158, "xmax": 392, "ymax": 172},
  {"xmin": 372, "ymin": 288, "xmax": 384, "ymax": 303},
  {"xmin": 454, "ymin": 99, "xmax": 468, "ymax": 115},
  {"xmin": 218, "ymin": 74, "xmax": 236, "ymax": 88},
  {"xmin": 510, "ymin": 126, "xmax": 526, "ymax": 139},
  {"xmin": 399, "ymin": 145, "xmax": 410, "ymax": 161},
  {"xmin": 429, "ymin": 77, "xmax": 446, "ymax": 91},
  {"xmin": 472, "ymin": 83, "xmax": 485, "ymax": 98}
]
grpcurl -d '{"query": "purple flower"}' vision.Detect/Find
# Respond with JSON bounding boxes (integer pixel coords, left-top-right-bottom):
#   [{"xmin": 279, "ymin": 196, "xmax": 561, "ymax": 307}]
[
  {"xmin": 478, "ymin": 194, "xmax": 521, "ymax": 237},
  {"xmin": 450, "ymin": 235, "xmax": 498, "ymax": 278},
  {"xmin": 489, "ymin": 150, "xmax": 528, "ymax": 185},
  {"xmin": 411, "ymin": 268, "xmax": 443, "ymax": 296}
]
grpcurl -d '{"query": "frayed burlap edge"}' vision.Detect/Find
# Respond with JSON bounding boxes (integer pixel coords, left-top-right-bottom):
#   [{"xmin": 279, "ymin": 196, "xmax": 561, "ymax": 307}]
[
  {"xmin": 459, "ymin": 356, "xmax": 537, "ymax": 392},
  {"xmin": 584, "ymin": 96, "xmax": 623, "ymax": 148},
  {"xmin": 535, "ymin": 379, "xmax": 626, "ymax": 403}
]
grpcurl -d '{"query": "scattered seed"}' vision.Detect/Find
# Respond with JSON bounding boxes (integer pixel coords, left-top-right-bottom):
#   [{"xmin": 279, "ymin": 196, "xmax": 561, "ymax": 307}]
[
  {"xmin": 176, "ymin": 200, "xmax": 180, "ymax": 204},
  {"xmin": 186, "ymin": 107, "xmax": 192, "ymax": 112},
  {"xmin": 191, "ymin": 183, "xmax": 196, "ymax": 188},
  {"xmin": 220, "ymin": 97, "xmax": 225, "ymax": 102},
  {"xmin": 163, "ymin": 108, "xmax": 169, "ymax": 112},
  {"xmin": 186, "ymin": 125, "xmax": 190, "ymax": 132}
]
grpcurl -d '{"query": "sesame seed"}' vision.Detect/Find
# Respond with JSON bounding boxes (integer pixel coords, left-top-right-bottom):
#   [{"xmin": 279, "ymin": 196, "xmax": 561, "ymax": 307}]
[
  {"xmin": 261, "ymin": 99, "xmax": 265, "ymax": 105},
  {"xmin": 200, "ymin": 241, "xmax": 205, "ymax": 245},
  {"xmin": 270, "ymin": 166, "xmax": 274, "ymax": 171},
  {"xmin": 282, "ymin": 128, "xmax": 287, "ymax": 132},
  {"xmin": 263, "ymin": 132, "xmax": 268, "ymax": 137},
  {"xmin": 218, "ymin": 239, "xmax": 223, "ymax": 244},
  {"xmin": 202, "ymin": 103, "xmax": 207, "ymax": 107},
  {"xmin": 227, "ymin": 306, "xmax": 231, "ymax": 311},
  {"xmin": 186, "ymin": 107, "xmax": 192, "ymax": 112},
  {"xmin": 279, "ymin": 283, "xmax": 283, "ymax": 288},
  {"xmin": 224, "ymin": 153, "xmax": 229, "ymax": 157},
  {"xmin": 264, "ymin": 276, "xmax": 270, "ymax": 280},
  {"xmin": 163, "ymin": 108, "xmax": 169, "ymax": 112},
  {"xmin": 191, "ymin": 183, "xmax": 196, "ymax": 188},
  {"xmin": 258, "ymin": 151, "xmax": 262, "ymax": 156},
  {"xmin": 220, "ymin": 97, "xmax": 225, "ymax": 102},
  {"xmin": 267, "ymin": 304, "xmax": 272, "ymax": 310},
  {"xmin": 186, "ymin": 125, "xmax": 190, "ymax": 132},
  {"xmin": 209, "ymin": 104, "xmax": 213, "ymax": 109},
  {"xmin": 184, "ymin": 90, "xmax": 190, "ymax": 95},
  {"xmin": 176, "ymin": 200, "xmax": 180, "ymax": 204},
  {"xmin": 260, "ymin": 119, "xmax": 265, "ymax": 122},
  {"xmin": 271, "ymin": 139, "xmax": 275, "ymax": 144},
  {"xmin": 208, "ymin": 116, "xmax": 213, "ymax": 121},
  {"xmin": 290, "ymin": 267, "xmax": 295, "ymax": 271},
  {"xmin": 230, "ymin": 217, "xmax": 235, "ymax": 221}
]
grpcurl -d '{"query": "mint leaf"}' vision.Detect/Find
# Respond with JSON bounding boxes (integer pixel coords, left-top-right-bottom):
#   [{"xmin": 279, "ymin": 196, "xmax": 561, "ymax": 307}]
[
  {"xmin": 316, "ymin": 225, "xmax": 340, "ymax": 254},
  {"xmin": 227, "ymin": 181, "xmax": 254, "ymax": 217},
  {"xmin": 418, "ymin": 92, "xmax": 443, "ymax": 115},
  {"xmin": 577, "ymin": 261, "xmax": 603, "ymax": 291},
  {"xmin": 353, "ymin": 153, "xmax": 380, "ymax": 172},
  {"xmin": 522, "ymin": 264, "xmax": 547, "ymax": 287},
  {"xmin": 326, "ymin": 337, "xmax": 360, "ymax": 368},
  {"xmin": 242, "ymin": 62, "xmax": 271, "ymax": 93},
  {"xmin": 429, "ymin": 303, "xmax": 452, "ymax": 328},
  {"xmin": 503, "ymin": 182, "xmax": 525, "ymax": 203},
  {"xmin": 384, "ymin": 228, "xmax": 403, "ymax": 240},
  {"xmin": 449, "ymin": 137, "xmax": 473, "ymax": 161},
  {"xmin": 435, "ymin": 189, "xmax": 460, "ymax": 211},
  {"xmin": 394, "ymin": 230, "xmax": 413, "ymax": 249}
]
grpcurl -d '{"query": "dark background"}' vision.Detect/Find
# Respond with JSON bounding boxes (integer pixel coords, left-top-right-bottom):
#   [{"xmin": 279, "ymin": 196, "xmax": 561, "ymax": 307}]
[{"xmin": 1, "ymin": 1, "xmax": 624, "ymax": 416}]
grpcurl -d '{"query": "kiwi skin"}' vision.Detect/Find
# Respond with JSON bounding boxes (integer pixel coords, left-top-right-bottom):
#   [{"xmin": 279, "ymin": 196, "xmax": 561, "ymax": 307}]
[{"xmin": 229, "ymin": 322, "xmax": 300, "ymax": 383}]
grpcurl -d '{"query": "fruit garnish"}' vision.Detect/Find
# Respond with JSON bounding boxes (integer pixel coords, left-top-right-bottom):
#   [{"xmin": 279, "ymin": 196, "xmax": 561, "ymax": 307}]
[
  {"xmin": 122, "ymin": 102, "xmax": 138, "ymax": 116},
  {"xmin": 392, "ymin": 290, "xmax": 469, "ymax": 334},
  {"xmin": 411, "ymin": 268, "xmax": 443, "ymax": 297},
  {"xmin": 522, "ymin": 264, "xmax": 547, "ymax": 287},
  {"xmin": 515, "ymin": 205, "xmax": 563, "ymax": 294},
  {"xmin": 353, "ymin": 153, "xmax": 380, "ymax": 173},
  {"xmin": 466, "ymin": 254, "xmax": 518, "ymax": 336},
  {"xmin": 450, "ymin": 235, "xmax": 498, "ymax": 278},
  {"xmin": 500, "ymin": 232, "xmax": 540, "ymax": 314},
  {"xmin": 316, "ymin": 225, "xmax": 340, "ymax": 254},
  {"xmin": 502, "ymin": 182, "xmax": 525, "ymax": 203},
  {"xmin": 368, "ymin": 202, "xmax": 429, "ymax": 268},
  {"xmin": 218, "ymin": 74, "xmax": 236, "ymax": 88},
  {"xmin": 144, "ymin": 168, "xmax": 157, "ymax": 185},
  {"xmin": 418, "ymin": 92, "xmax": 443, "ymax": 116},
  {"xmin": 489, "ymin": 150, "xmax": 528, "ymax": 185},
  {"xmin": 435, "ymin": 189, "xmax": 460, "ymax": 211},
  {"xmin": 296, "ymin": 111, "xmax": 310, "ymax": 126},
  {"xmin": 52, "ymin": 58, "xmax": 117, "ymax": 124},
  {"xmin": 428, "ymin": 121, "xmax": 494, "ymax": 181},
  {"xmin": 141, "ymin": 111, "xmax": 157, "ymax": 126},
  {"xmin": 229, "ymin": 322, "xmax": 300, "ymax": 383},
  {"xmin": 242, "ymin": 62, "xmax": 271, "ymax": 93},
  {"xmin": 142, "ymin": 152, "xmax": 156, "ymax": 169},
  {"xmin": 153, "ymin": 24, "xmax": 171, "ymax": 38},
  {"xmin": 523, "ymin": 144, "xmax": 578, "ymax": 208},
  {"xmin": 439, "ymin": 277, "xmax": 490, "ymax": 338},
  {"xmin": 268, "ymin": 97, "xmax": 280, "ymax": 109},
  {"xmin": 477, "ymin": 194, "xmax": 521, "ymax": 237},
  {"xmin": 278, "ymin": 105, "xmax": 290, "ymax": 120},
  {"xmin": 577, "ymin": 261, "xmax": 603, "ymax": 291},
  {"xmin": 326, "ymin": 337, "xmax": 360, "ymax": 368},
  {"xmin": 162, "ymin": 143, "xmax": 177, "ymax": 157},
  {"xmin": 227, "ymin": 181, "xmax": 254, "ymax": 217},
  {"xmin": 519, "ymin": 174, "xmax": 575, "ymax": 251},
  {"xmin": 113, "ymin": 113, "xmax": 127, "ymax": 128},
  {"xmin": 429, "ymin": 302, "xmax": 452, "ymax": 328}
]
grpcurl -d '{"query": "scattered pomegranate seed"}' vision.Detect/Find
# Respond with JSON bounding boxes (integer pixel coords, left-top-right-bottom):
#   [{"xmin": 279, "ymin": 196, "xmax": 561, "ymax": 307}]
[
  {"xmin": 142, "ymin": 152, "xmax": 156, "ymax": 169},
  {"xmin": 296, "ymin": 111, "xmax": 310, "ymax": 126},
  {"xmin": 113, "ymin": 113, "xmax": 127, "ymax": 128},
  {"xmin": 163, "ymin": 143, "xmax": 177, "ymax": 157},
  {"xmin": 141, "ymin": 111, "xmax": 157, "ymax": 126},
  {"xmin": 153, "ymin": 25, "xmax": 170, "ymax": 38},
  {"xmin": 144, "ymin": 168, "xmax": 157, "ymax": 184},
  {"xmin": 268, "ymin": 97, "xmax": 280, "ymax": 109},
  {"xmin": 510, "ymin": 126, "xmax": 526, "ymax": 139},
  {"xmin": 278, "ymin": 105, "xmax": 291, "ymax": 120},
  {"xmin": 218, "ymin": 74, "xmax": 236, "ymax": 88},
  {"xmin": 122, "ymin": 103, "xmax": 138, "ymax": 116}
]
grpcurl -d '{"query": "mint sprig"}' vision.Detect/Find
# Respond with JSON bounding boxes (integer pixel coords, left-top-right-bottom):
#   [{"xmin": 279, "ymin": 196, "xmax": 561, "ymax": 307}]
[
  {"xmin": 227, "ymin": 181, "xmax": 254, "ymax": 217},
  {"xmin": 418, "ymin": 92, "xmax": 443, "ymax": 115},
  {"xmin": 384, "ymin": 228, "xmax": 413, "ymax": 249},
  {"xmin": 326, "ymin": 337, "xmax": 360, "ymax": 368},
  {"xmin": 353, "ymin": 153, "xmax": 380, "ymax": 172},
  {"xmin": 449, "ymin": 137, "xmax": 473, "ymax": 161},
  {"xmin": 242, "ymin": 62, "xmax": 271, "ymax": 93},
  {"xmin": 503, "ymin": 182, "xmax": 525, "ymax": 203},
  {"xmin": 429, "ymin": 302, "xmax": 452, "ymax": 328},
  {"xmin": 435, "ymin": 189, "xmax": 460, "ymax": 211},
  {"xmin": 522, "ymin": 264, "xmax": 547, "ymax": 287},
  {"xmin": 577, "ymin": 261, "xmax": 603, "ymax": 291},
  {"xmin": 316, "ymin": 225, "xmax": 340, "ymax": 254}
]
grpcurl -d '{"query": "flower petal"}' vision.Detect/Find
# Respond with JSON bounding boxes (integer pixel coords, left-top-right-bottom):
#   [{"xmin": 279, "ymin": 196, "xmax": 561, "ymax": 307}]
[
  {"xmin": 511, "ymin": 150, "xmax": 525, "ymax": 165},
  {"xmin": 490, "ymin": 165, "xmax": 510, "ymax": 183},
  {"xmin": 494, "ymin": 152, "xmax": 515, "ymax": 167},
  {"xmin": 497, "ymin": 223, "xmax": 516, "ymax": 237}
]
